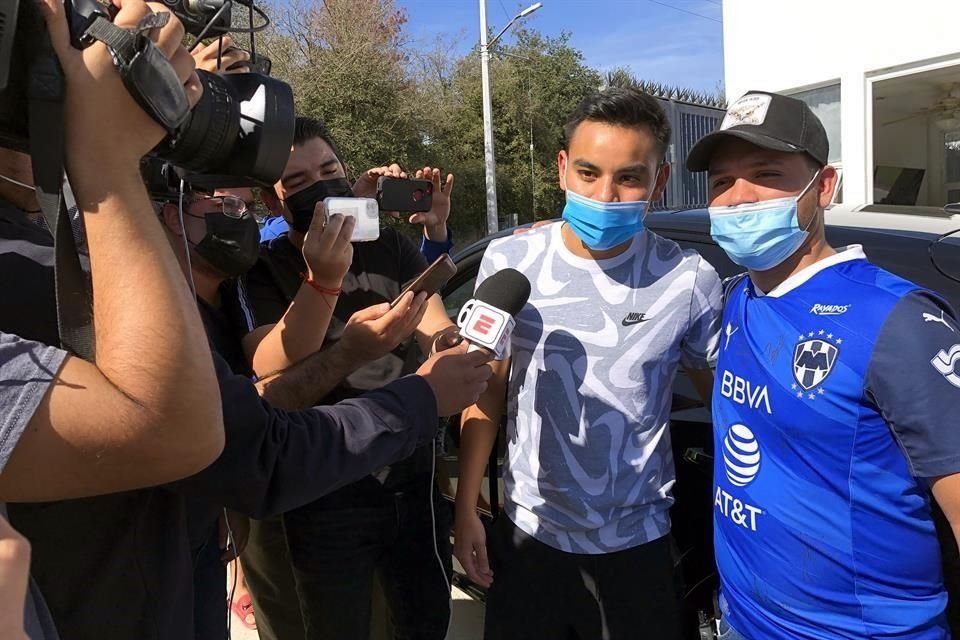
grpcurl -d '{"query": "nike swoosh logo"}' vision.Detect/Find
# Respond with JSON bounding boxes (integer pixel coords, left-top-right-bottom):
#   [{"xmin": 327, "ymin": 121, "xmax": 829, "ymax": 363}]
[{"xmin": 621, "ymin": 316, "xmax": 648, "ymax": 326}]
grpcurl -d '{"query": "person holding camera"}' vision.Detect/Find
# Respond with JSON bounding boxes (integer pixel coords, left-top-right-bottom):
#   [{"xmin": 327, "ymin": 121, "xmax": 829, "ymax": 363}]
[
  {"xmin": 0, "ymin": 0, "xmax": 226, "ymax": 636},
  {"xmin": 227, "ymin": 117, "xmax": 461, "ymax": 640}
]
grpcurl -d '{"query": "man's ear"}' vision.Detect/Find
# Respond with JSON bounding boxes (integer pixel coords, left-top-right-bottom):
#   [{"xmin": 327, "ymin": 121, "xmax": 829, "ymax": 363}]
[
  {"xmin": 160, "ymin": 203, "xmax": 183, "ymax": 237},
  {"xmin": 557, "ymin": 150, "xmax": 568, "ymax": 192},
  {"xmin": 261, "ymin": 186, "xmax": 284, "ymax": 217},
  {"xmin": 652, "ymin": 162, "xmax": 671, "ymax": 203},
  {"xmin": 816, "ymin": 165, "xmax": 840, "ymax": 210}
]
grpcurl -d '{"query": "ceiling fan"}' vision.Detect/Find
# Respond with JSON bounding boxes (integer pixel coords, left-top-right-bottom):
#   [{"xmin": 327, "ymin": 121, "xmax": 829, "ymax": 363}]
[{"xmin": 881, "ymin": 84, "xmax": 960, "ymax": 129}]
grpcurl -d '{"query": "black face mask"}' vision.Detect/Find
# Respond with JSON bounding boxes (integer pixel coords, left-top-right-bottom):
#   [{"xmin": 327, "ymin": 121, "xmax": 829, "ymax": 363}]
[
  {"xmin": 285, "ymin": 178, "xmax": 353, "ymax": 232},
  {"xmin": 193, "ymin": 211, "xmax": 262, "ymax": 278}
]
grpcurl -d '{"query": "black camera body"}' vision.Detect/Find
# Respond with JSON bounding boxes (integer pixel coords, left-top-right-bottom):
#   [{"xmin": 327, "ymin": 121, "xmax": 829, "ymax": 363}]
[{"xmin": 0, "ymin": 0, "xmax": 294, "ymax": 189}]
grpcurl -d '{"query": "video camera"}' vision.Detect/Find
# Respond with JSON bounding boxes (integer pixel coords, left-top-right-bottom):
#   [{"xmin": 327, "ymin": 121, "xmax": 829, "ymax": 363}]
[
  {"xmin": 0, "ymin": 0, "xmax": 292, "ymax": 358},
  {"xmin": 0, "ymin": 0, "xmax": 293, "ymax": 189}
]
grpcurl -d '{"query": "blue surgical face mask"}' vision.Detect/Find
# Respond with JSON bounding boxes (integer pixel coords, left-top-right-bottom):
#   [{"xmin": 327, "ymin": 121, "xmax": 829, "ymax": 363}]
[
  {"xmin": 708, "ymin": 171, "xmax": 820, "ymax": 271},
  {"xmin": 561, "ymin": 186, "xmax": 654, "ymax": 251}
]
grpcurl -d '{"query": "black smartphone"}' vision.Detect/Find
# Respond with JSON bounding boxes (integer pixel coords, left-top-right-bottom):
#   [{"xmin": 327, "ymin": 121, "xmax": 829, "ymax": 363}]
[
  {"xmin": 391, "ymin": 254, "xmax": 457, "ymax": 308},
  {"xmin": 377, "ymin": 177, "xmax": 433, "ymax": 213}
]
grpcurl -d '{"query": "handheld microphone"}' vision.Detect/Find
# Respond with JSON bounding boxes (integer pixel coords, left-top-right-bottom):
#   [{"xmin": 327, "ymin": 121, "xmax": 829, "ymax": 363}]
[{"xmin": 456, "ymin": 268, "xmax": 531, "ymax": 360}]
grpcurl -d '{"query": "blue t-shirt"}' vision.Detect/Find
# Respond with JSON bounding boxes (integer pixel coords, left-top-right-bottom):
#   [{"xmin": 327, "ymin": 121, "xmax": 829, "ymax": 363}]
[
  {"xmin": 259, "ymin": 216, "xmax": 289, "ymax": 242},
  {"xmin": 714, "ymin": 246, "xmax": 960, "ymax": 639}
]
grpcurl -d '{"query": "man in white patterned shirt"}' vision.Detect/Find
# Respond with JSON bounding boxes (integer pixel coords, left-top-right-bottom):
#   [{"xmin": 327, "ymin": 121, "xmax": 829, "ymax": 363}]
[{"xmin": 453, "ymin": 88, "xmax": 722, "ymax": 640}]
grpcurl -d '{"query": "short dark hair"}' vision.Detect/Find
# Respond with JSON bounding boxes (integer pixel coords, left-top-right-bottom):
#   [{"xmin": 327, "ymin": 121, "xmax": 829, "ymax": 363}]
[
  {"xmin": 563, "ymin": 88, "xmax": 672, "ymax": 159},
  {"xmin": 293, "ymin": 116, "xmax": 348, "ymax": 171}
]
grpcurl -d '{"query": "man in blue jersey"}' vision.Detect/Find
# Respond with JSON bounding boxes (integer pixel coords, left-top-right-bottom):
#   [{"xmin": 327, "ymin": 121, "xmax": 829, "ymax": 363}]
[{"xmin": 687, "ymin": 90, "xmax": 960, "ymax": 639}]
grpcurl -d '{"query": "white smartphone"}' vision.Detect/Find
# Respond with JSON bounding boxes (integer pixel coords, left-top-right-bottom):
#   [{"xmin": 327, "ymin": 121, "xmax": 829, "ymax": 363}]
[{"xmin": 323, "ymin": 197, "xmax": 380, "ymax": 242}]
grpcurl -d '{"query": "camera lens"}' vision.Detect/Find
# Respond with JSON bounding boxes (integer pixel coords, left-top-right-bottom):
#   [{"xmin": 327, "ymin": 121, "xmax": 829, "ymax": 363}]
[
  {"xmin": 153, "ymin": 71, "xmax": 295, "ymax": 190},
  {"xmin": 154, "ymin": 71, "xmax": 239, "ymax": 174}
]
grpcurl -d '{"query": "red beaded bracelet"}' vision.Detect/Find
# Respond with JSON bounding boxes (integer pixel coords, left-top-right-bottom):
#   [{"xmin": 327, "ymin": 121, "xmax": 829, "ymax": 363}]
[{"xmin": 300, "ymin": 273, "xmax": 342, "ymax": 297}]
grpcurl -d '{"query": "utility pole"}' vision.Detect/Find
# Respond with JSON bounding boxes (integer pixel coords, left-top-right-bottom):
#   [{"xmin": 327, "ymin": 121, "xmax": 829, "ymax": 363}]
[{"xmin": 478, "ymin": 1, "xmax": 543, "ymax": 234}]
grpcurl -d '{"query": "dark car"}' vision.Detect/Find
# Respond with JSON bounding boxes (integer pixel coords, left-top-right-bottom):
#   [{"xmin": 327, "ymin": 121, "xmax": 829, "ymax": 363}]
[{"xmin": 437, "ymin": 209, "xmax": 960, "ymax": 637}]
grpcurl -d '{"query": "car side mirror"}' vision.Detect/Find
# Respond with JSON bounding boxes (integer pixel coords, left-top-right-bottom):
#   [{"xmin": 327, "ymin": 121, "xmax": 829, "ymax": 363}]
[{"xmin": 945, "ymin": 202, "xmax": 960, "ymax": 215}]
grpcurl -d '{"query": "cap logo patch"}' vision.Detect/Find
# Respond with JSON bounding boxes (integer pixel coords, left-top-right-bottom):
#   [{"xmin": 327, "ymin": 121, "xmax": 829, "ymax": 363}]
[{"xmin": 720, "ymin": 93, "xmax": 772, "ymax": 130}]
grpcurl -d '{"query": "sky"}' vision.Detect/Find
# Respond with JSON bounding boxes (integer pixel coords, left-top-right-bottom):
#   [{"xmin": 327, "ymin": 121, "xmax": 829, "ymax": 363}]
[{"xmin": 399, "ymin": 0, "xmax": 725, "ymax": 94}]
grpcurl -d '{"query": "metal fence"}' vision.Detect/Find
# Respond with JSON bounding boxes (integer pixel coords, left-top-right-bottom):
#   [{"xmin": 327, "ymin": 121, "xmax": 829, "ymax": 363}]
[{"xmin": 653, "ymin": 100, "xmax": 724, "ymax": 210}]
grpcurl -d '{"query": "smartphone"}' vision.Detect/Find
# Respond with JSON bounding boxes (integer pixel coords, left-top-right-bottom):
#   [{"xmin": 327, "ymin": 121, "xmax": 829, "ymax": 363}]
[
  {"xmin": 391, "ymin": 254, "xmax": 457, "ymax": 307},
  {"xmin": 377, "ymin": 177, "xmax": 433, "ymax": 213},
  {"xmin": 323, "ymin": 197, "xmax": 380, "ymax": 242}
]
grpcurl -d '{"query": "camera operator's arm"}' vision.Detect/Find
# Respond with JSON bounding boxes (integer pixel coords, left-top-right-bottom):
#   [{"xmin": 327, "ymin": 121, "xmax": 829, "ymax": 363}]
[
  {"xmin": 243, "ymin": 208, "xmax": 353, "ymax": 376},
  {"xmin": 0, "ymin": 0, "xmax": 224, "ymax": 502}
]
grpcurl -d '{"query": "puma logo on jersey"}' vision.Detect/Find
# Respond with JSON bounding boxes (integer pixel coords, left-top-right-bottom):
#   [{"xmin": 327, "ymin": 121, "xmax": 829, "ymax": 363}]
[{"xmin": 923, "ymin": 311, "xmax": 956, "ymax": 332}]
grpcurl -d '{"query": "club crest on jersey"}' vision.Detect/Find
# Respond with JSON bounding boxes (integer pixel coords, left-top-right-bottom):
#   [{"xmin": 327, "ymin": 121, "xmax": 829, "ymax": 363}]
[{"xmin": 793, "ymin": 331, "xmax": 841, "ymax": 393}]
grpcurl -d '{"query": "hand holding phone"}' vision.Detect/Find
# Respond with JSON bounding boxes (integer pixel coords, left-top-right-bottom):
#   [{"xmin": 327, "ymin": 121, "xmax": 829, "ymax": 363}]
[
  {"xmin": 391, "ymin": 254, "xmax": 457, "ymax": 308},
  {"xmin": 323, "ymin": 197, "xmax": 380, "ymax": 242}
]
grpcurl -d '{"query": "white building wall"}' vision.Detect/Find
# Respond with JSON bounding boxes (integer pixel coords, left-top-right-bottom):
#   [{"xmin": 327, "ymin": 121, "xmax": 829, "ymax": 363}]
[{"xmin": 722, "ymin": 0, "xmax": 960, "ymax": 205}]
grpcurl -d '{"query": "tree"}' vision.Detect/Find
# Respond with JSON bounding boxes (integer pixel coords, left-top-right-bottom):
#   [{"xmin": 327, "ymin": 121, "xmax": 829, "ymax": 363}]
[
  {"xmin": 421, "ymin": 29, "xmax": 601, "ymax": 242},
  {"xmin": 261, "ymin": 0, "xmax": 421, "ymax": 175}
]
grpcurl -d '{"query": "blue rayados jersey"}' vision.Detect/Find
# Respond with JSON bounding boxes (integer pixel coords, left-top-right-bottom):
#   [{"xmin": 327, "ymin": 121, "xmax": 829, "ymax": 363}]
[{"xmin": 714, "ymin": 247, "xmax": 960, "ymax": 639}]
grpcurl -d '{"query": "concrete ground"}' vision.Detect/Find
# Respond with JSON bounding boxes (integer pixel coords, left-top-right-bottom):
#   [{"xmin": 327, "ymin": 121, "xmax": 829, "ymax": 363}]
[{"xmin": 229, "ymin": 586, "xmax": 484, "ymax": 640}]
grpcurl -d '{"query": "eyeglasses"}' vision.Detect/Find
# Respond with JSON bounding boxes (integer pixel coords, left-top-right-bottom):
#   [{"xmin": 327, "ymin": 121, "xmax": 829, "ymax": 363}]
[{"xmin": 187, "ymin": 195, "xmax": 250, "ymax": 219}]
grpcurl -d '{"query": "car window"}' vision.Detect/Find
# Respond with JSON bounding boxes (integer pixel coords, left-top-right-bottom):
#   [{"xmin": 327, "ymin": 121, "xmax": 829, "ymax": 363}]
[{"xmin": 444, "ymin": 277, "xmax": 476, "ymax": 320}]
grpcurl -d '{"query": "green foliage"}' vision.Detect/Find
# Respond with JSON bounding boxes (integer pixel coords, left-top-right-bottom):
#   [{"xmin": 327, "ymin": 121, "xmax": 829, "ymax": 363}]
[{"xmin": 413, "ymin": 28, "xmax": 601, "ymax": 240}]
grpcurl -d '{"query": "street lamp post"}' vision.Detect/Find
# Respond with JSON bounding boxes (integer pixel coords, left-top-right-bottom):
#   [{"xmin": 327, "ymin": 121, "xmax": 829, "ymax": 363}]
[{"xmin": 478, "ymin": 1, "xmax": 542, "ymax": 235}]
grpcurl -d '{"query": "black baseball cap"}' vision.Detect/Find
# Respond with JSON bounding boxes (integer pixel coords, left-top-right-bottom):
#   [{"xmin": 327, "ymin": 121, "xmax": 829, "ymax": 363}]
[{"xmin": 686, "ymin": 91, "xmax": 829, "ymax": 172}]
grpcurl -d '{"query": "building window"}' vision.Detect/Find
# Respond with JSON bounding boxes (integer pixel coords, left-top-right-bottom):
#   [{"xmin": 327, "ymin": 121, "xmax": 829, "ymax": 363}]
[
  {"xmin": 871, "ymin": 63, "xmax": 960, "ymax": 212},
  {"xmin": 791, "ymin": 84, "xmax": 842, "ymax": 165},
  {"xmin": 947, "ymin": 131, "xmax": 960, "ymax": 205}
]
